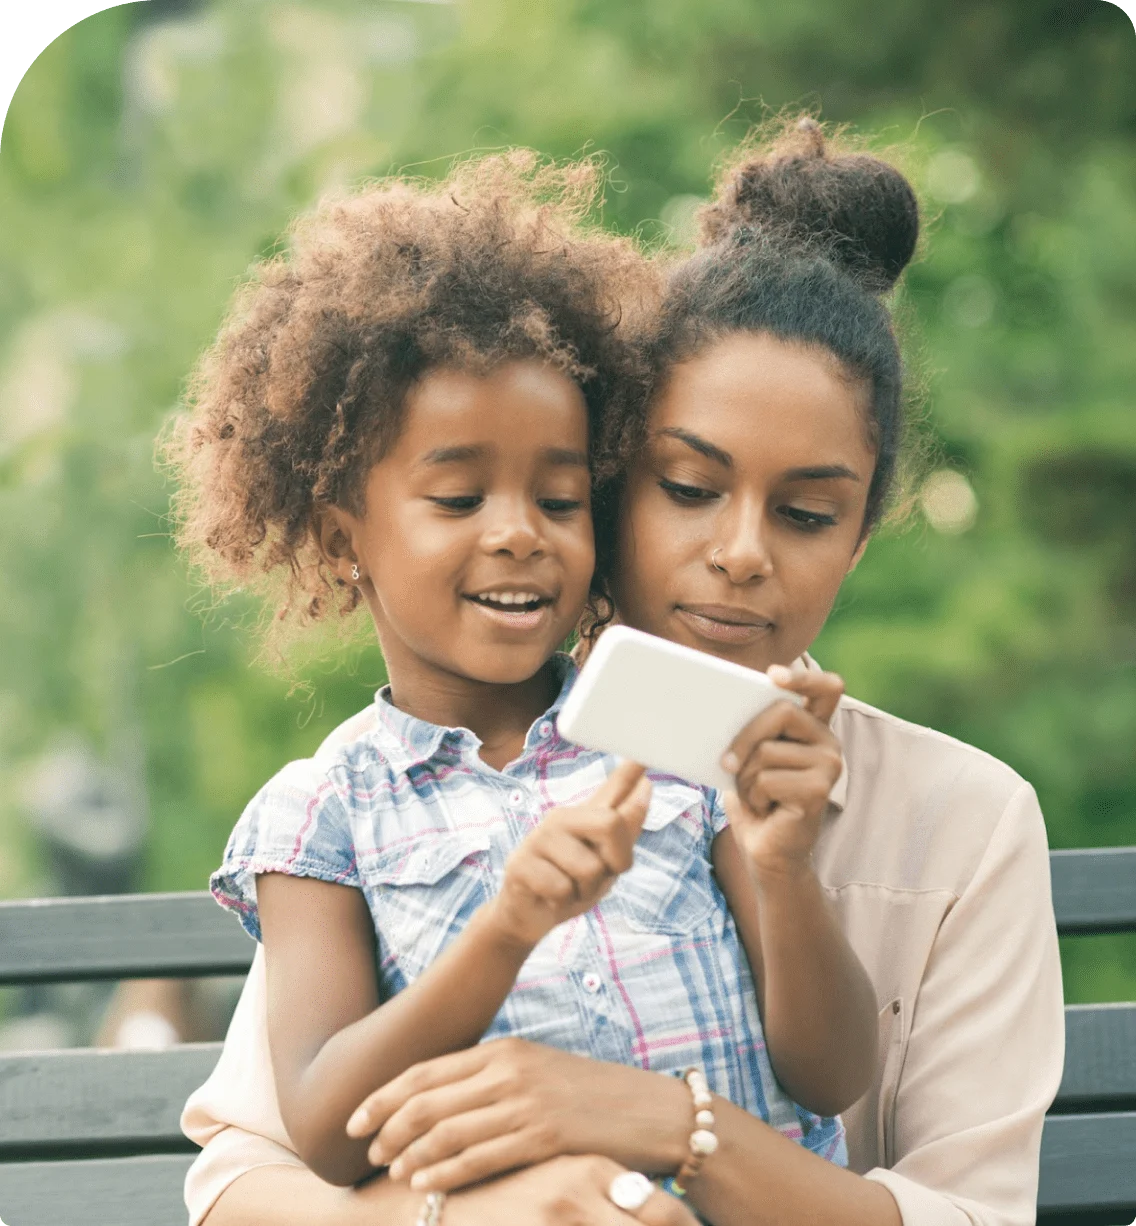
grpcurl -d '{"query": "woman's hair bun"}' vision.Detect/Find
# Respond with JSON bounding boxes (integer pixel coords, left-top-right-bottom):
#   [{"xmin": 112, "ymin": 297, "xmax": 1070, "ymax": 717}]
[{"xmin": 700, "ymin": 117, "xmax": 919, "ymax": 292}]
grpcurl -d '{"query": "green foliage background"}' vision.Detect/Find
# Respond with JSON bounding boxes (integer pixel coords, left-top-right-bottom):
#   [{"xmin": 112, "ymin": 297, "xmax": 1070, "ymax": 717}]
[{"xmin": 0, "ymin": 0, "xmax": 1134, "ymax": 1004}]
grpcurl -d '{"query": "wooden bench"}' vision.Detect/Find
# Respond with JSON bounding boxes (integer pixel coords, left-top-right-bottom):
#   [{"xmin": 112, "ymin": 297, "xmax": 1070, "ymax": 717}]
[{"xmin": 0, "ymin": 849, "xmax": 1133, "ymax": 1226}]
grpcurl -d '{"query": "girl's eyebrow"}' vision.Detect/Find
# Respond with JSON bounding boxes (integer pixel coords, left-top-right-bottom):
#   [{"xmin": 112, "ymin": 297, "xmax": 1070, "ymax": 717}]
[
  {"xmin": 657, "ymin": 427, "xmax": 733, "ymax": 468},
  {"xmin": 421, "ymin": 444, "xmax": 484, "ymax": 466},
  {"xmin": 546, "ymin": 447, "xmax": 588, "ymax": 467},
  {"xmin": 419, "ymin": 445, "xmax": 588, "ymax": 467}
]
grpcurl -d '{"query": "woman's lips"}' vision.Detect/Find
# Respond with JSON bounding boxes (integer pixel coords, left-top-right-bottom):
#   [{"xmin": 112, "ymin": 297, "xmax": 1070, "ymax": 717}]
[{"xmin": 673, "ymin": 604, "xmax": 774, "ymax": 645}]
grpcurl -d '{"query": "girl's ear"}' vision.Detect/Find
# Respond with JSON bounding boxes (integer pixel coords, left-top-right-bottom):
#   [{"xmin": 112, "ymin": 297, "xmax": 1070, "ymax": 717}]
[
  {"xmin": 847, "ymin": 534, "xmax": 869, "ymax": 575},
  {"xmin": 315, "ymin": 505, "xmax": 361, "ymax": 585}
]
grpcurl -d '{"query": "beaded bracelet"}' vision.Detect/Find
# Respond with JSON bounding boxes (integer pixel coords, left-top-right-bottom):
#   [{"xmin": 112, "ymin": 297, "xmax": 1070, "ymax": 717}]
[
  {"xmin": 665, "ymin": 1067, "xmax": 718, "ymax": 1197},
  {"xmin": 415, "ymin": 1191, "xmax": 446, "ymax": 1226}
]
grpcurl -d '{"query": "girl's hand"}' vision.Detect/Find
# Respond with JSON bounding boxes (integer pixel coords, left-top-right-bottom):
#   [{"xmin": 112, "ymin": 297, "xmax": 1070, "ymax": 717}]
[
  {"xmin": 720, "ymin": 665, "xmax": 844, "ymax": 879},
  {"xmin": 487, "ymin": 761, "xmax": 652, "ymax": 948},
  {"xmin": 346, "ymin": 1037, "xmax": 689, "ymax": 1192},
  {"xmin": 446, "ymin": 1155, "xmax": 700, "ymax": 1226}
]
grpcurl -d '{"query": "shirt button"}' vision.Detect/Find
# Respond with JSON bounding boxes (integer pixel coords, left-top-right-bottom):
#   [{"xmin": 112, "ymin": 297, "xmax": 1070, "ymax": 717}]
[
  {"xmin": 539, "ymin": 721, "xmax": 553, "ymax": 738},
  {"xmin": 582, "ymin": 972, "xmax": 602, "ymax": 994},
  {"xmin": 509, "ymin": 789, "xmax": 525, "ymax": 807}
]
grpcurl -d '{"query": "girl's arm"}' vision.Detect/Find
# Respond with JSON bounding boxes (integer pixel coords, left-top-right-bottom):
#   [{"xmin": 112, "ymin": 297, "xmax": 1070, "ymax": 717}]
[
  {"xmin": 259, "ymin": 762, "xmax": 651, "ymax": 1186},
  {"xmin": 259, "ymin": 874, "xmax": 535, "ymax": 1186}
]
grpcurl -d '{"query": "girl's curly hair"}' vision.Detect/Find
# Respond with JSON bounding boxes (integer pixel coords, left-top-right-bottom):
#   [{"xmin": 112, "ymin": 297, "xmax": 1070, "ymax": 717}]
[{"xmin": 163, "ymin": 151, "xmax": 654, "ymax": 647}]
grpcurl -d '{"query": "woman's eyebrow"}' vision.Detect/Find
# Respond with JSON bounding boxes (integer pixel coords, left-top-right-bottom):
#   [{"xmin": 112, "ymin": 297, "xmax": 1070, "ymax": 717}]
[
  {"xmin": 657, "ymin": 427, "xmax": 733, "ymax": 468},
  {"xmin": 783, "ymin": 465, "xmax": 861, "ymax": 482}
]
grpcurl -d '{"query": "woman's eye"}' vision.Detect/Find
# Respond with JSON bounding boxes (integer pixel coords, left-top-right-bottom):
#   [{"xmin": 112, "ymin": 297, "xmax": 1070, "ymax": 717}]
[
  {"xmin": 781, "ymin": 506, "xmax": 838, "ymax": 530},
  {"xmin": 659, "ymin": 478, "xmax": 718, "ymax": 504},
  {"xmin": 429, "ymin": 495, "xmax": 482, "ymax": 513},
  {"xmin": 539, "ymin": 498, "xmax": 584, "ymax": 517}
]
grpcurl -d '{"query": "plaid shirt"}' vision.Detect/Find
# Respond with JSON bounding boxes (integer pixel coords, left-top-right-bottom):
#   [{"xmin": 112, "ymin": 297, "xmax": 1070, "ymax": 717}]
[{"xmin": 212, "ymin": 654, "xmax": 846, "ymax": 1164}]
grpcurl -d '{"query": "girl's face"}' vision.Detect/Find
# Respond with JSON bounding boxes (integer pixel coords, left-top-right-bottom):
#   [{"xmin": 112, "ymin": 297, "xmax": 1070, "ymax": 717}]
[
  {"xmin": 325, "ymin": 360, "xmax": 594, "ymax": 694},
  {"xmin": 613, "ymin": 331, "xmax": 875, "ymax": 673}
]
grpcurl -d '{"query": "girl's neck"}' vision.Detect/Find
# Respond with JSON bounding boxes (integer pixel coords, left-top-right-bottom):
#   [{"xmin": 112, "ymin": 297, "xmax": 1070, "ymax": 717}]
[{"xmin": 385, "ymin": 659, "xmax": 562, "ymax": 772}]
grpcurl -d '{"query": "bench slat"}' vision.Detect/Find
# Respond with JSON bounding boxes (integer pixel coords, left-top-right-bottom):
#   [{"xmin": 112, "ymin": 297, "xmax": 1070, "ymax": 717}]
[
  {"xmin": 0, "ymin": 1153, "xmax": 194, "ymax": 1226},
  {"xmin": 1050, "ymin": 847, "xmax": 1136, "ymax": 935},
  {"xmin": 1038, "ymin": 1111, "xmax": 1136, "ymax": 1213},
  {"xmin": 0, "ymin": 845, "xmax": 1129, "ymax": 989},
  {"xmin": 0, "ymin": 893, "xmax": 254, "ymax": 985},
  {"xmin": 1053, "ymin": 1003, "xmax": 1136, "ymax": 1113},
  {"xmin": 0, "ymin": 1044, "xmax": 220, "ymax": 1158}
]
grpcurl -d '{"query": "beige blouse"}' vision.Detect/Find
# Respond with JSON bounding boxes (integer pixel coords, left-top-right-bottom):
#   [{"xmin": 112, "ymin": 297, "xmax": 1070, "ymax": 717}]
[{"xmin": 182, "ymin": 687, "xmax": 1065, "ymax": 1226}]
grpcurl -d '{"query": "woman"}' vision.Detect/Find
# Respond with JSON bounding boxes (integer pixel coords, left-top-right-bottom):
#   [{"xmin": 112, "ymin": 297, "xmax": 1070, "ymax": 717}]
[{"xmin": 182, "ymin": 123, "xmax": 1064, "ymax": 1226}]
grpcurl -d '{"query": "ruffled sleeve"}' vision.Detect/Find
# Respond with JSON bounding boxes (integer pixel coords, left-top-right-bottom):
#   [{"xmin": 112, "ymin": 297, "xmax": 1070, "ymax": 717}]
[{"xmin": 210, "ymin": 758, "xmax": 360, "ymax": 942}]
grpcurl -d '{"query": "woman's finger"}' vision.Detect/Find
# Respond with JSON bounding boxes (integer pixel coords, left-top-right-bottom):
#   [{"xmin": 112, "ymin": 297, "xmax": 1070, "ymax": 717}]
[
  {"xmin": 348, "ymin": 1049, "xmax": 492, "ymax": 1138},
  {"xmin": 724, "ymin": 700, "xmax": 832, "ymax": 775},
  {"xmin": 405, "ymin": 1129, "xmax": 540, "ymax": 1194},
  {"xmin": 754, "ymin": 766, "xmax": 840, "ymax": 812},
  {"xmin": 388, "ymin": 1100, "xmax": 521, "ymax": 1183},
  {"xmin": 369, "ymin": 1066, "xmax": 507, "ymax": 1166},
  {"xmin": 767, "ymin": 663, "xmax": 844, "ymax": 722}
]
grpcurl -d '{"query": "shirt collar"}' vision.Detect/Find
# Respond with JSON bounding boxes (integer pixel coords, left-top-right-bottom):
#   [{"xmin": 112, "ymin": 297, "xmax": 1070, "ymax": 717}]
[
  {"xmin": 371, "ymin": 653, "xmax": 578, "ymax": 775},
  {"xmin": 798, "ymin": 652, "xmax": 848, "ymax": 812}
]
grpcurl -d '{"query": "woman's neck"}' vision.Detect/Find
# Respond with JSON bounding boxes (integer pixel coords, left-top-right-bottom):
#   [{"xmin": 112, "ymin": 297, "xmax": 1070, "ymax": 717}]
[{"xmin": 385, "ymin": 659, "xmax": 561, "ymax": 772}]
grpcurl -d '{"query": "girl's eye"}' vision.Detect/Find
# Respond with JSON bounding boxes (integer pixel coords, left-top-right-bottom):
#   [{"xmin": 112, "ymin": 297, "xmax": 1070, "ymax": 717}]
[
  {"xmin": 781, "ymin": 506, "xmax": 838, "ymax": 530},
  {"xmin": 659, "ymin": 478, "xmax": 719, "ymax": 504},
  {"xmin": 539, "ymin": 498, "xmax": 584, "ymax": 517},
  {"xmin": 429, "ymin": 495, "xmax": 482, "ymax": 513}
]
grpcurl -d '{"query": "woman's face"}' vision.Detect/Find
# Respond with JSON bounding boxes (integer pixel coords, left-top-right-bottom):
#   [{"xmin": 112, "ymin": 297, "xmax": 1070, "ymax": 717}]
[{"xmin": 613, "ymin": 331, "xmax": 876, "ymax": 673}]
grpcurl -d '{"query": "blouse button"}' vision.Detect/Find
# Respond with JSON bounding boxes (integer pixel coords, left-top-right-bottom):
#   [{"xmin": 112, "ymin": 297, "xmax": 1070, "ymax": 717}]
[
  {"xmin": 538, "ymin": 721, "xmax": 553, "ymax": 738},
  {"xmin": 582, "ymin": 972, "xmax": 602, "ymax": 994},
  {"xmin": 509, "ymin": 789, "xmax": 525, "ymax": 807}
]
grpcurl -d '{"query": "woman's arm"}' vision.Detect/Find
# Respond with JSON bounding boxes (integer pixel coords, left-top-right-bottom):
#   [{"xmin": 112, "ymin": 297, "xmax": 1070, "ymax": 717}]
[
  {"xmin": 201, "ymin": 1153, "xmax": 701, "ymax": 1226},
  {"xmin": 716, "ymin": 666, "xmax": 877, "ymax": 1115},
  {"xmin": 259, "ymin": 763, "xmax": 652, "ymax": 1186},
  {"xmin": 711, "ymin": 825, "xmax": 877, "ymax": 1116},
  {"xmin": 343, "ymin": 1039, "xmax": 900, "ymax": 1225}
]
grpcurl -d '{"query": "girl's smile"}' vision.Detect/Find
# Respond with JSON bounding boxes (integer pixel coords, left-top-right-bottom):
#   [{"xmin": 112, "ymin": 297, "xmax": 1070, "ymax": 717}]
[{"xmin": 320, "ymin": 360, "xmax": 595, "ymax": 712}]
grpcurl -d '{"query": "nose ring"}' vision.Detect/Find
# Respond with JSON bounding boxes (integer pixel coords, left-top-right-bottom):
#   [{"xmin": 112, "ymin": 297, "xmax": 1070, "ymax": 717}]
[{"xmin": 711, "ymin": 548, "xmax": 726, "ymax": 573}]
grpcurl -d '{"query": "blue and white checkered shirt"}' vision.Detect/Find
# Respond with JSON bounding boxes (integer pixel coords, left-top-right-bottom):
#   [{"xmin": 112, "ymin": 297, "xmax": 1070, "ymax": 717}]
[{"xmin": 212, "ymin": 654, "xmax": 846, "ymax": 1164}]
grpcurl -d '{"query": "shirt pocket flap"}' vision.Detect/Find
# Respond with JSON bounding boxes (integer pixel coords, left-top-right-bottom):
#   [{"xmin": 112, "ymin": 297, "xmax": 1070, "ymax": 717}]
[
  {"xmin": 366, "ymin": 828, "xmax": 491, "ymax": 887},
  {"xmin": 641, "ymin": 783, "xmax": 706, "ymax": 833}
]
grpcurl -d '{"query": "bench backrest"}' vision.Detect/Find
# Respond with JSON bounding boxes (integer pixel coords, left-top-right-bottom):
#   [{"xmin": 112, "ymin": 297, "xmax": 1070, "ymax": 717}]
[{"xmin": 0, "ymin": 847, "xmax": 1133, "ymax": 1226}]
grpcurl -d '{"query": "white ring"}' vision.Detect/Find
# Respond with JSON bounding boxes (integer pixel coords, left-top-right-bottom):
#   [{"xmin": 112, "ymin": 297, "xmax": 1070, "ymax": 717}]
[{"xmin": 608, "ymin": 1170, "xmax": 654, "ymax": 1212}]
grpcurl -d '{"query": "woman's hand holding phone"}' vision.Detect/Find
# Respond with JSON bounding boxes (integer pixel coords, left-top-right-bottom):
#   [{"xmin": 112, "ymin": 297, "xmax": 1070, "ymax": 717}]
[{"xmin": 720, "ymin": 666, "xmax": 845, "ymax": 879}]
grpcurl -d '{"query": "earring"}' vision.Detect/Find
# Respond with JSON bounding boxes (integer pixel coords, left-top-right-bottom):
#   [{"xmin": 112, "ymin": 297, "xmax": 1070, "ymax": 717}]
[
  {"xmin": 350, "ymin": 563, "xmax": 360, "ymax": 582},
  {"xmin": 711, "ymin": 549, "xmax": 726, "ymax": 573}
]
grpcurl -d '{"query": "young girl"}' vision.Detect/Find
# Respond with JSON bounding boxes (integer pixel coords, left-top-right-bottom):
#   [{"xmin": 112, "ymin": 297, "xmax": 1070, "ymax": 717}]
[{"xmin": 172, "ymin": 150, "xmax": 877, "ymax": 1211}]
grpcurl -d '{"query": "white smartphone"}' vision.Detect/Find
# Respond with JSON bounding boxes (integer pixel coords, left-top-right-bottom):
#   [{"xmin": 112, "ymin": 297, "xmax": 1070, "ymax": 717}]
[{"xmin": 558, "ymin": 625, "xmax": 800, "ymax": 791}]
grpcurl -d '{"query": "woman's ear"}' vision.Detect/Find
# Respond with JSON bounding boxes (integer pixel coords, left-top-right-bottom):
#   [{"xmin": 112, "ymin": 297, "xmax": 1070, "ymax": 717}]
[
  {"xmin": 315, "ymin": 505, "xmax": 361, "ymax": 585},
  {"xmin": 847, "ymin": 534, "xmax": 869, "ymax": 575}
]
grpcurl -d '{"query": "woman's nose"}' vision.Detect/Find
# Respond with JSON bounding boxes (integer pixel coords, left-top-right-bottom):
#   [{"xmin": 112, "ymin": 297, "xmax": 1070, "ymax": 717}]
[{"xmin": 710, "ymin": 505, "xmax": 773, "ymax": 583}]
